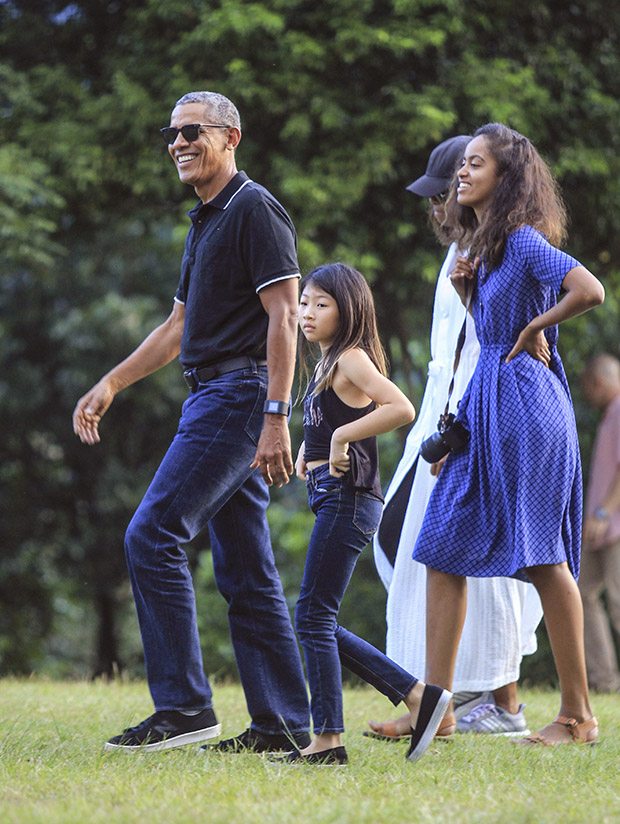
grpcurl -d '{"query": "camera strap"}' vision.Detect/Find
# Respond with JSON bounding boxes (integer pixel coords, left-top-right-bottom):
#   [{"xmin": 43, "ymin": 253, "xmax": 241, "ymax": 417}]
[{"xmin": 442, "ymin": 287, "xmax": 473, "ymax": 418}]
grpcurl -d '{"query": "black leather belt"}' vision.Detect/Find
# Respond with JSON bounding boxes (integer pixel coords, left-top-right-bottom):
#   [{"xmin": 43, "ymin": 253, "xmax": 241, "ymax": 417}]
[{"xmin": 183, "ymin": 356, "xmax": 267, "ymax": 390}]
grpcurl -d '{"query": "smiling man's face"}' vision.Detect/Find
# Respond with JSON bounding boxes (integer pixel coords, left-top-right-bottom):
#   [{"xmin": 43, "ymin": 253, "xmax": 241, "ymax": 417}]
[{"xmin": 166, "ymin": 103, "xmax": 231, "ymax": 195}]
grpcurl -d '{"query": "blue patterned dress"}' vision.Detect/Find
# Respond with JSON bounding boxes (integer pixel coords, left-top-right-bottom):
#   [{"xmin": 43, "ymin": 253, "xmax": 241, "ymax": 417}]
[{"xmin": 412, "ymin": 226, "xmax": 582, "ymax": 582}]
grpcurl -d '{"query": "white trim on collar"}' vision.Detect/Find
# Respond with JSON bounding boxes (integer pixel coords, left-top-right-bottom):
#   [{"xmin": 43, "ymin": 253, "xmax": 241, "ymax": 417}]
[{"xmin": 222, "ymin": 178, "xmax": 252, "ymax": 210}]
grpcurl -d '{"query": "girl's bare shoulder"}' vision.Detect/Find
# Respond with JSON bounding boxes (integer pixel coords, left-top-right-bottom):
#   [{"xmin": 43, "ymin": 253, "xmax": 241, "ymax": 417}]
[{"xmin": 336, "ymin": 348, "xmax": 373, "ymax": 373}]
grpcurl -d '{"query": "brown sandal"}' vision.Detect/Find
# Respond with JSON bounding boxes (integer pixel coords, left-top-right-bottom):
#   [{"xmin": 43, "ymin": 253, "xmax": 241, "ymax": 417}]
[
  {"xmin": 435, "ymin": 713, "xmax": 456, "ymax": 737},
  {"xmin": 517, "ymin": 715, "xmax": 599, "ymax": 746},
  {"xmin": 364, "ymin": 713, "xmax": 456, "ymax": 742},
  {"xmin": 363, "ymin": 719, "xmax": 409, "ymax": 741}
]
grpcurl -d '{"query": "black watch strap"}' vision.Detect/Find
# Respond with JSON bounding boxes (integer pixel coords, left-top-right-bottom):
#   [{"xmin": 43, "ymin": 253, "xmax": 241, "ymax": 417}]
[{"xmin": 263, "ymin": 400, "xmax": 290, "ymax": 416}]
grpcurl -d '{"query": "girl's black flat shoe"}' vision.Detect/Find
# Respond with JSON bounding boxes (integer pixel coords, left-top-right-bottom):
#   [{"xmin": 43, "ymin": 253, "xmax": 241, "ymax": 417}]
[
  {"xmin": 271, "ymin": 746, "xmax": 348, "ymax": 766},
  {"xmin": 406, "ymin": 684, "xmax": 453, "ymax": 763}
]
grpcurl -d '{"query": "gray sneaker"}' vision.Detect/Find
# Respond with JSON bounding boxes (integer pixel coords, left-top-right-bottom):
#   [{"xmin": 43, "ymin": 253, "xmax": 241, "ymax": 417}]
[
  {"xmin": 453, "ymin": 691, "xmax": 493, "ymax": 722},
  {"xmin": 456, "ymin": 702, "xmax": 530, "ymax": 736}
]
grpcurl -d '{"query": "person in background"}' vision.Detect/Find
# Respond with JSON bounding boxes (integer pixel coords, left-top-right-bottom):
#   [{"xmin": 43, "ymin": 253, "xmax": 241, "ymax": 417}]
[
  {"xmin": 369, "ymin": 136, "xmax": 542, "ymax": 741},
  {"xmin": 73, "ymin": 90, "xmax": 310, "ymax": 753},
  {"xmin": 579, "ymin": 353, "xmax": 620, "ymax": 693}
]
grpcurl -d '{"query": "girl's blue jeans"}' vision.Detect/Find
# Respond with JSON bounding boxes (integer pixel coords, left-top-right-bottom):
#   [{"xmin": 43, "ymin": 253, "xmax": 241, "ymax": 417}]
[
  {"xmin": 295, "ymin": 463, "xmax": 418, "ymax": 734},
  {"xmin": 123, "ymin": 365, "xmax": 309, "ymax": 736}
]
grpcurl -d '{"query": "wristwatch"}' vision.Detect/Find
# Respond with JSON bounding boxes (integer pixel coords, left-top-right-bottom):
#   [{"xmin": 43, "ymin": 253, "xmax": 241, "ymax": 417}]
[
  {"xmin": 263, "ymin": 400, "xmax": 290, "ymax": 416},
  {"xmin": 594, "ymin": 507, "xmax": 609, "ymax": 520}
]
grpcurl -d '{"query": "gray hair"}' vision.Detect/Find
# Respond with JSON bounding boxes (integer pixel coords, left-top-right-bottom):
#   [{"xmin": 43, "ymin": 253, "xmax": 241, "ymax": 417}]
[{"xmin": 174, "ymin": 91, "xmax": 241, "ymax": 131}]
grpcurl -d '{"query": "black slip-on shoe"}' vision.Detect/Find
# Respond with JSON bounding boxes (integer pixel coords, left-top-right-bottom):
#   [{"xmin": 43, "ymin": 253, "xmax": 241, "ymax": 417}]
[
  {"xmin": 270, "ymin": 746, "xmax": 348, "ymax": 766},
  {"xmin": 207, "ymin": 727, "xmax": 311, "ymax": 753},
  {"xmin": 362, "ymin": 729, "xmax": 409, "ymax": 742},
  {"xmin": 104, "ymin": 708, "xmax": 221, "ymax": 752},
  {"xmin": 406, "ymin": 685, "xmax": 452, "ymax": 763}
]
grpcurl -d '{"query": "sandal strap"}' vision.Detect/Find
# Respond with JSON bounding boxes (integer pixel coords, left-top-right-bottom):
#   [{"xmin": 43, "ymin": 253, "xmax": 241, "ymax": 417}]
[
  {"xmin": 553, "ymin": 715, "xmax": 598, "ymax": 742},
  {"xmin": 436, "ymin": 714, "xmax": 456, "ymax": 737},
  {"xmin": 521, "ymin": 733, "xmax": 551, "ymax": 746}
]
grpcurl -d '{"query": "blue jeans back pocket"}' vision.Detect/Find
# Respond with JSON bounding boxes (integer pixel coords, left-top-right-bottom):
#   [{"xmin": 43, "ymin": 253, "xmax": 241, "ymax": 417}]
[{"xmin": 353, "ymin": 492, "xmax": 383, "ymax": 536}]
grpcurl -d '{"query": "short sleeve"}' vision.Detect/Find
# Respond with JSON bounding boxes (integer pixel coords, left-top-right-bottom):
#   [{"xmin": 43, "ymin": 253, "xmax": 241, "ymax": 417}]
[
  {"xmin": 174, "ymin": 232, "xmax": 194, "ymax": 304},
  {"xmin": 240, "ymin": 198, "xmax": 300, "ymax": 292},
  {"xmin": 513, "ymin": 226, "xmax": 580, "ymax": 292}
]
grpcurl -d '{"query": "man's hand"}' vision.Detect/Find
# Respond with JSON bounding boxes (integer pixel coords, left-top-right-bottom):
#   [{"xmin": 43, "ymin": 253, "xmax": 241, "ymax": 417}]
[
  {"xmin": 251, "ymin": 415, "xmax": 294, "ymax": 487},
  {"xmin": 72, "ymin": 302, "xmax": 185, "ymax": 446},
  {"xmin": 583, "ymin": 513, "xmax": 609, "ymax": 548},
  {"xmin": 72, "ymin": 379, "xmax": 116, "ymax": 445}
]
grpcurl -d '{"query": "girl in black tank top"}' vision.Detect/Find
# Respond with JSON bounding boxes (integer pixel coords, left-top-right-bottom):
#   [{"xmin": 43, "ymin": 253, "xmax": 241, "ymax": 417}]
[
  {"xmin": 277, "ymin": 264, "xmax": 451, "ymax": 767},
  {"xmin": 302, "ymin": 373, "xmax": 383, "ymax": 500}
]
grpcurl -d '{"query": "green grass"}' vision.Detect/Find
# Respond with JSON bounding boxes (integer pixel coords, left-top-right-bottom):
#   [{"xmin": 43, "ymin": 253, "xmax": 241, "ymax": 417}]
[{"xmin": 1, "ymin": 679, "xmax": 619, "ymax": 824}]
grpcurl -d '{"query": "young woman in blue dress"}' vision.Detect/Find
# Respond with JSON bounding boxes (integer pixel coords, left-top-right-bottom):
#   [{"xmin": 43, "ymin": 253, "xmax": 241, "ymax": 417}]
[
  {"xmin": 283, "ymin": 263, "xmax": 451, "ymax": 765},
  {"xmin": 412, "ymin": 123, "xmax": 605, "ymax": 745}
]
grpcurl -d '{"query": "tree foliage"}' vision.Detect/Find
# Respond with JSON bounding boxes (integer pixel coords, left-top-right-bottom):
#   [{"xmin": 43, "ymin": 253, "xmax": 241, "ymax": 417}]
[{"xmin": 1, "ymin": 0, "xmax": 619, "ymax": 680}]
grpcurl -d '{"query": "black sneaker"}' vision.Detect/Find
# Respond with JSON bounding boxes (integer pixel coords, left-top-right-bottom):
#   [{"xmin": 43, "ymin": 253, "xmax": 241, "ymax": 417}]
[
  {"xmin": 271, "ymin": 746, "xmax": 348, "ymax": 766},
  {"xmin": 207, "ymin": 727, "xmax": 310, "ymax": 753},
  {"xmin": 104, "ymin": 708, "xmax": 221, "ymax": 752}
]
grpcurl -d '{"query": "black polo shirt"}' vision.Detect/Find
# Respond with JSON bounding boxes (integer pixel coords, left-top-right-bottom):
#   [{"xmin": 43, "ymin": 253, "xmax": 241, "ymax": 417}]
[{"xmin": 175, "ymin": 171, "xmax": 300, "ymax": 369}]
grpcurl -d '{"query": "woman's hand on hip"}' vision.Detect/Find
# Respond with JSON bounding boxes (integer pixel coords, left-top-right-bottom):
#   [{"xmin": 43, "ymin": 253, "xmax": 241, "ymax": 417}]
[{"xmin": 505, "ymin": 327, "xmax": 550, "ymax": 367}]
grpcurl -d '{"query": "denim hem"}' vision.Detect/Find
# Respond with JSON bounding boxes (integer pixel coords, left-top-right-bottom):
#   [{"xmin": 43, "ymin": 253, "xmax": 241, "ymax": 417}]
[
  {"xmin": 161, "ymin": 705, "xmax": 212, "ymax": 713},
  {"xmin": 250, "ymin": 725, "xmax": 311, "ymax": 736},
  {"xmin": 393, "ymin": 677, "xmax": 419, "ymax": 707}
]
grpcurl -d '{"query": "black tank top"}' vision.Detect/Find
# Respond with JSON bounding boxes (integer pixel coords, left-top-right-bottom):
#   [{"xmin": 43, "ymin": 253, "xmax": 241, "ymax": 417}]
[{"xmin": 303, "ymin": 375, "xmax": 383, "ymax": 500}]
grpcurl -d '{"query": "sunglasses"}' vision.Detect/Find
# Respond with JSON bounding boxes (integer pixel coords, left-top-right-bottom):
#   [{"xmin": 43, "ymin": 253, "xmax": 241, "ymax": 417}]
[
  {"xmin": 429, "ymin": 192, "xmax": 448, "ymax": 205},
  {"xmin": 159, "ymin": 123, "xmax": 230, "ymax": 145}
]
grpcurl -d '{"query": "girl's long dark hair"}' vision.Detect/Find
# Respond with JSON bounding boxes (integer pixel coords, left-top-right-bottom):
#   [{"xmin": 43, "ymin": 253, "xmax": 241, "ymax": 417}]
[
  {"xmin": 298, "ymin": 263, "xmax": 388, "ymax": 398},
  {"xmin": 446, "ymin": 123, "xmax": 568, "ymax": 269}
]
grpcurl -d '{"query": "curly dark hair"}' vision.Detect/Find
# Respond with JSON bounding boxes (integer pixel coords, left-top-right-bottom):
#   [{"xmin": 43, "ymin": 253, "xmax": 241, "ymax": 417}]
[{"xmin": 445, "ymin": 123, "xmax": 568, "ymax": 269}]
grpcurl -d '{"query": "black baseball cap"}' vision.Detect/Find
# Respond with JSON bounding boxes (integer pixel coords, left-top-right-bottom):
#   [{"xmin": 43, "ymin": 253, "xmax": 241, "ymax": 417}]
[{"xmin": 406, "ymin": 135, "xmax": 471, "ymax": 198}]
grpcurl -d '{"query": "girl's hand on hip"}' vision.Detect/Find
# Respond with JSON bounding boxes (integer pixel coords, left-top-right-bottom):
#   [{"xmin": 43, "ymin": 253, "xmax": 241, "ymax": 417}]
[
  {"xmin": 329, "ymin": 434, "xmax": 350, "ymax": 477},
  {"xmin": 295, "ymin": 441, "xmax": 307, "ymax": 481},
  {"xmin": 505, "ymin": 327, "xmax": 550, "ymax": 367}
]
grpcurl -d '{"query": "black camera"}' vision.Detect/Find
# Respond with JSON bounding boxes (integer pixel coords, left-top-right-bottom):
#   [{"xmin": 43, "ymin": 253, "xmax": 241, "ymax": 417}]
[{"xmin": 419, "ymin": 413, "xmax": 470, "ymax": 464}]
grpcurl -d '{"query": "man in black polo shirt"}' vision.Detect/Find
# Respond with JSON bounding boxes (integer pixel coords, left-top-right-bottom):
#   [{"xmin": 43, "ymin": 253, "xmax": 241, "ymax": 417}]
[{"xmin": 73, "ymin": 91, "xmax": 310, "ymax": 753}]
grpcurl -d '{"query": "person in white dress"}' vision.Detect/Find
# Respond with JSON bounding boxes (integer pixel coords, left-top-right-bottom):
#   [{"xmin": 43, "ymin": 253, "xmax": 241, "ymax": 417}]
[{"xmin": 368, "ymin": 136, "xmax": 543, "ymax": 738}]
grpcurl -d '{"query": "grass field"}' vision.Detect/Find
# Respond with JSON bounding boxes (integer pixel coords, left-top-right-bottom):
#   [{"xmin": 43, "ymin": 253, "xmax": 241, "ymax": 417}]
[{"xmin": 1, "ymin": 678, "xmax": 619, "ymax": 824}]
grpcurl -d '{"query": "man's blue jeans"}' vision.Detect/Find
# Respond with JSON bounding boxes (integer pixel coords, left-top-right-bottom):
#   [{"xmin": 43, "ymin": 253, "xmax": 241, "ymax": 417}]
[
  {"xmin": 295, "ymin": 463, "xmax": 418, "ymax": 734},
  {"xmin": 124, "ymin": 364, "xmax": 310, "ymax": 736}
]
